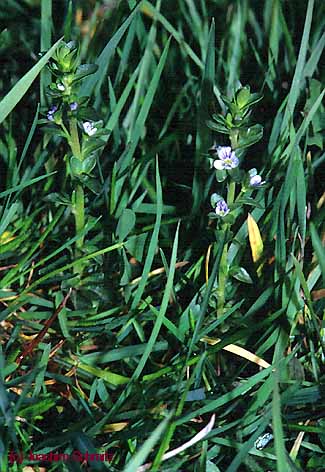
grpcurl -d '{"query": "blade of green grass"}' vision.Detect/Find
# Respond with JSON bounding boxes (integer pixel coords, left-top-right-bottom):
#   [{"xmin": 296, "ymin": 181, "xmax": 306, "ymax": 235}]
[
  {"xmin": 142, "ymin": 0, "xmax": 203, "ymax": 69},
  {"xmin": 130, "ymin": 159, "xmax": 163, "ymax": 310},
  {"xmin": 33, "ymin": 344, "xmax": 51, "ymax": 397},
  {"xmin": 0, "ymin": 203, "xmax": 19, "ymax": 238},
  {"xmin": 8, "ymin": 241, "xmax": 125, "ymax": 297},
  {"xmin": 17, "ymin": 105, "xmax": 40, "ymax": 176},
  {"xmin": 280, "ymin": 0, "xmax": 314, "ymax": 134},
  {"xmin": 80, "ymin": 3, "xmax": 141, "ymax": 98},
  {"xmin": 63, "ymin": 0, "xmax": 73, "ymax": 42},
  {"xmin": 192, "ymin": 18, "xmax": 215, "ymax": 212},
  {"xmin": 115, "ymin": 37, "xmax": 170, "ymax": 212},
  {"xmin": 79, "ymin": 341, "xmax": 168, "ymax": 365},
  {"xmin": 62, "ymin": 358, "xmax": 130, "ymax": 386},
  {"xmin": 226, "ymin": 412, "xmax": 272, "ymax": 472},
  {"xmin": 152, "ymin": 353, "xmax": 208, "ymax": 469},
  {"xmin": 0, "ymin": 207, "xmax": 64, "ymax": 288},
  {"xmin": 0, "ymin": 216, "xmax": 99, "ymax": 290},
  {"xmin": 86, "ymin": 169, "xmax": 174, "ymax": 434},
  {"xmin": 127, "ymin": 0, "xmax": 161, "ymax": 138},
  {"xmin": 176, "ymin": 367, "xmax": 272, "ymax": 426},
  {"xmin": 40, "ymin": 0, "xmax": 52, "ymax": 106},
  {"xmin": 272, "ymin": 369, "xmax": 290, "ymax": 472},
  {"xmin": 104, "ymin": 66, "xmax": 139, "ymax": 135},
  {"xmin": 310, "ymin": 223, "xmax": 325, "ymax": 286},
  {"xmin": 132, "ymin": 220, "xmax": 180, "ymax": 379},
  {"xmin": 186, "ymin": 231, "xmax": 226, "ymax": 361},
  {"xmin": 122, "ymin": 412, "xmax": 172, "ymax": 472},
  {"xmin": 303, "ymin": 31, "xmax": 325, "ymax": 78},
  {"xmin": 0, "ymin": 37, "xmax": 62, "ymax": 124},
  {"xmin": 268, "ymin": 0, "xmax": 281, "ymax": 86},
  {"xmin": 0, "ymin": 171, "xmax": 56, "ymax": 199},
  {"xmin": 114, "ymin": 7, "xmax": 139, "ymax": 85},
  {"xmin": 119, "ymin": 36, "xmax": 171, "ymax": 174},
  {"xmin": 294, "ymin": 88, "xmax": 325, "ymax": 146},
  {"xmin": 227, "ymin": 2, "xmax": 245, "ymax": 94},
  {"xmin": 296, "ymin": 151, "xmax": 306, "ymax": 243}
]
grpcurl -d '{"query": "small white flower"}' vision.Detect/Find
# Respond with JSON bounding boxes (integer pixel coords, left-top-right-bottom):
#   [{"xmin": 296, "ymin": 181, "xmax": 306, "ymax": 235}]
[
  {"xmin": 215, "ymin": 199, "xmax": 230, "ymax": 217},
  {"xmin": 57, "ymin": 83, "xmax": 65, "ymax": 91},
  {"xmin": 83, "ymin": 121, "xmax": 97, "ymax": 136},
  {"xmin": 250, "ymin": 174, "xmax": 265, "ymax": 187},
  {"xmin": 213, "ymin": 146, "xmax": 239, "ymax": 170}
]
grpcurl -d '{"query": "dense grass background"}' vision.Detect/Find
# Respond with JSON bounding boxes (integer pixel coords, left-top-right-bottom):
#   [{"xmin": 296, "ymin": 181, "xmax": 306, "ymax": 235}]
[{"xmin": 0, "ymin": 0, "xmax": 325, "ymax": 471}]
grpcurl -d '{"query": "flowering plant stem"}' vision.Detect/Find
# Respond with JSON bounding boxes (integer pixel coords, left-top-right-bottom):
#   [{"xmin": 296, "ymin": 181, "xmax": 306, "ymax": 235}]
[
  {"xmin": 217, "ymin": 133, "xmax": 238, "ymax": 317},
  {"xmin": 69, "ymin": 118, "xmax": 85, "ymax": 274}
]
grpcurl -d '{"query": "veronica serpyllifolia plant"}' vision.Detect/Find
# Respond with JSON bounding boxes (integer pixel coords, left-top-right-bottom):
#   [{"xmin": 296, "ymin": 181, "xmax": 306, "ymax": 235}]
[
  {"xmin": 207, "ymin": 85, "xmax": 265, "ymax": 316},
  {"xmin": 39, "ymin": 40, "xmax": 106, "ymax": 275}
]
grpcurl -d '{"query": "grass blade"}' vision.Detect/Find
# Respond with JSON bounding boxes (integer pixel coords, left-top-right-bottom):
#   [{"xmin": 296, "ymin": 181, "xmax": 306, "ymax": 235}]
[
  {"xmin": 273, "ymin": 369, "xmax": 290, "ymax": 472},
  {"xmin": 123, "ymin": 412, "xmax": 172, "ymax": 472},
  {"xmin": 40, "ymin": 0, "xmax": 52, "ymax": 106},
  {"xmin": 0, "ymin": 37, "xmax": 62, "ymax": 124},
  {"xmin": 80, "ymin": 4, "xmax": 141, "ymax": 98}
]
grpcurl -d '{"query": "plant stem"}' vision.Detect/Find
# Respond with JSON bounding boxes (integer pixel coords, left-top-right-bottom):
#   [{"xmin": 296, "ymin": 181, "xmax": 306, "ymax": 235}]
[
  {"xmin": 227, "ymin": 180, "xmax": 236, "ymax": 206},
  {"xmin": 74, "ymin": 183, "xmax": 85, "ymax": 275},
  {"xmin": 69, "ymin": 118, "xmax": 85, "ymax": 274},
  {"xmin": 217, "ymin": 181, "xmax": 236, "ymax": 317},
  {"xmin": 75, "ymin": 184, "xmax": 85, "ymax": 249},
  {"xmin": 217, "ymin": 130, "xmax": 238, "ymax": 317},
  {"xmin": 69, "ymin": 118, "xmax": 82, "ymax": 158}
]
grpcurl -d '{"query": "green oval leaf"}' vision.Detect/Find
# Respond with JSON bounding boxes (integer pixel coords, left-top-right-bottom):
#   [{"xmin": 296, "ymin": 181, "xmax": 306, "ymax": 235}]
[{"xmin": 116, "ymin": 209, "xmax": 136, "ymax": 242}]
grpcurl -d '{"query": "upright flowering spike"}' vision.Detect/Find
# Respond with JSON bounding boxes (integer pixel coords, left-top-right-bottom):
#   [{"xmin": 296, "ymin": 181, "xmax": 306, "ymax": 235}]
[
  {"xmin": 83, "ymin": 121, "xmax": 97, "ymax": 136},
  {"xmin": 213, "ymin": 146, "xmax": 239, "ymax": 170},
  {"xmin": 215, "ymin": 199, "xmax": 230, "ymax": 217}
]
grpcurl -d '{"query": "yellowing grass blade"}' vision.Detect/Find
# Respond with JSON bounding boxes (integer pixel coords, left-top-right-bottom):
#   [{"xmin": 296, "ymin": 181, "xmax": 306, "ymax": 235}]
[
  {"xmin": 200, "ymin": 336, "xmax": 271, "ymax": 369},
  {"xmin": 247, "ymin": 213, "xmax": 264, "ymax": 264},
  {"xmin": 205, "ymin": 244, "xmax": 212, "ymax": 286},
  {"xmin": 289, "ymin": 419, "xmax": 310, "ymax": 460},
  {"xmin": 103, "ymin": 422, "xmax": 129, "ymax": 432}
]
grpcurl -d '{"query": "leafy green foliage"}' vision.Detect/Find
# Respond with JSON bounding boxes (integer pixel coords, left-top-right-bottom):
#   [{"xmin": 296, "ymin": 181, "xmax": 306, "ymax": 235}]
[{"xmin": 0, "ymin": 0, "xmax": 325, "ymax": 471}]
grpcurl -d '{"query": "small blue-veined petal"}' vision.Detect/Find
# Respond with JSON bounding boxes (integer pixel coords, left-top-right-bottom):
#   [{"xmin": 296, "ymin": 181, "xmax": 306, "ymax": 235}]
[
  {"xmin": 69, "ymin": 102, "xmax": 78, "ymax": 111},
  {"xmin": 214, "ymin": 153, "xmax": 239, "ymax": 170},
  {"xmin": 215, "ymin": 199, "xmax": 230, "ymax": 217},
  {"xmin": 46, "ymin": 105, "xmax": 58, "ymax": 121},
  {"xmin": 214, "ymin": 146, "xmax": 239, "ymax": 170},
  {"xmin": 250, "ymin": 174, "xmax": 265, "ymax": 187},
  {"xmin": 217, "ymin": 146, "xmax": 232, "ymax": 160},
  {"xmin": 225, "ymin": 151, "xmax": 239, "ymax": 169},
  {"xmin": 83, "ymin": 121, "xmax": 97, "ymax": 136}
]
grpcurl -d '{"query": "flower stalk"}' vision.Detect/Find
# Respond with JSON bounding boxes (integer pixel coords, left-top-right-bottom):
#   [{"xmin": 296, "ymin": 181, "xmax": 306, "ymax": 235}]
[
  {"xmin": 217, "ymin": 134, "xmax": 238, "ymax": 317},
  {"xmin": 207, "ymin": 85, "xmax": 264, "ymax": 317},
  {"xmin": 40, "ymin": 40, "xmax": 106, "ymax": 277},
  {"xmin": 69, "ymin": 117, "xmax": 85, "ymax": 269}
]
